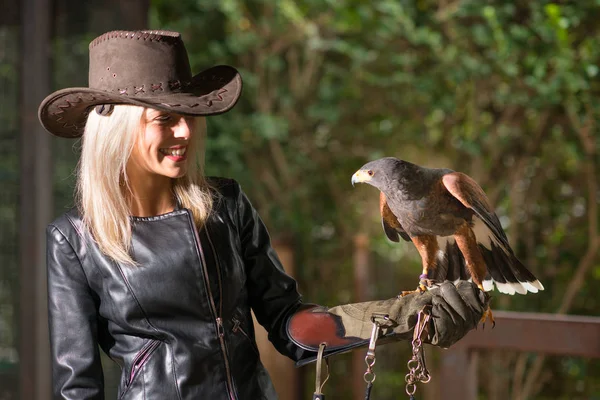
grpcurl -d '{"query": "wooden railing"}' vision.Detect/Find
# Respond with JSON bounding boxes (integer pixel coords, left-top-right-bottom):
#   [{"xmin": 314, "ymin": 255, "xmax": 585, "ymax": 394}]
[{"xmin": 439, "ymin": 311, "xmax": 600, "ymax": 399}]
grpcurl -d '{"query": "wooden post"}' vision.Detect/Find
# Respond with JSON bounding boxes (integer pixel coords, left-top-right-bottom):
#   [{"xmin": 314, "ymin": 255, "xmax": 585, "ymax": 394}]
[
  {"xmin": 19, "ymin": 0, "xmax": 53, "ymax": 397},
  {"xmin": 439, "ymin": 345, "xmax": 478, "ymax": 400},
  {"xmin": 253, "ymin": 239, "xmax": 299, "ymax": 400},
  {"xmin": 352, "ymin": 234, "xmax": 370, "ymax": 400}
]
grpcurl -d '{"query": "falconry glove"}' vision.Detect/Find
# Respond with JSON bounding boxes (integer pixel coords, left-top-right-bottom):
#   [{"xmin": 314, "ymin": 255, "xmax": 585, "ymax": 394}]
[{"xmin": 287, "ymin": 281, "xmax": 488, "ymax": 366}]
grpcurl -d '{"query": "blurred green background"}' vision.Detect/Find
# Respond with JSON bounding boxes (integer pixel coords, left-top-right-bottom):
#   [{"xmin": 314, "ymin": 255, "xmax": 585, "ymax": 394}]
[{"xmin": 1, "ymin": 0, "xmax": 599, "ymax": 399}]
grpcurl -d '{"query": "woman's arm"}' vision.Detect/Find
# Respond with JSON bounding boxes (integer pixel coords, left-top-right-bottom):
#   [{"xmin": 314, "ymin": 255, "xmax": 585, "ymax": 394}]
[
  {"xmin": 47, "ymin": 224, "xmax": 104, "ymax": 399},
  {"xmin": 233, "ymin": 183, "xmax": 308, "ymax": 361}
]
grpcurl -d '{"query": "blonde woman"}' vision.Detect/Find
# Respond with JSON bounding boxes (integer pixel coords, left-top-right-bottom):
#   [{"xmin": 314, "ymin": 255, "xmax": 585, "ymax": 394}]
[{"xmin": 40, "ymin": 30, "xmax": 488, "ymax": 399}]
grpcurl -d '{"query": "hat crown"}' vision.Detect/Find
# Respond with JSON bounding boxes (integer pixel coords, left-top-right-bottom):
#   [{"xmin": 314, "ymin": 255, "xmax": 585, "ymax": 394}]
[{"xmin": 88, "ymin": 30, "xmax": 193, "ymax": 96}]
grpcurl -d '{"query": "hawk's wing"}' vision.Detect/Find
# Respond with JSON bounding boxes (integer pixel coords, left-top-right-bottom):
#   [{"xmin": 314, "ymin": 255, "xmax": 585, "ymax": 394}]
[
  {"xmin": 380, "ymin": 192, "xmax": 411, "ymax": 242},
  {"xmin": 441, "ymin": 172, "xmax": 543, "ymax": 294},
  {"xmin": 441, "ymin": 172, "xmax": 510, "ymax": 250}
]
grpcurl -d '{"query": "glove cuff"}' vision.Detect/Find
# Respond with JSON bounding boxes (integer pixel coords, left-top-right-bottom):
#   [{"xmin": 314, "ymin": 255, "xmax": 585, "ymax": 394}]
[{"xmin": 286, "ymin": 304, "xmax": 371, "ymax": 366}]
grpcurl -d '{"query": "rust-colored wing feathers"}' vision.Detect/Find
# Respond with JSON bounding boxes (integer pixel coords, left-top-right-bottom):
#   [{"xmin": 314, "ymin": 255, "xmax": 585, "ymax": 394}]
[
  {"xmin": 442, "ymin": 172, "xmax": 510, "ymax": 246},
  {"xmin": 380, "ymin": 192, "xmax": 411, "ymax": 242},
  {"xmin": 441, "ymin": 171, "xmax": 543, "ymax": 294}
]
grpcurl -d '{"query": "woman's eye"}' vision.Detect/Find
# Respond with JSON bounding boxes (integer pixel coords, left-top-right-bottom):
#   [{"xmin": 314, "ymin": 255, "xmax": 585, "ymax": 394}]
[{"xmin": 155, "ymin": 114, "xmax": 172, "ymax": 123}]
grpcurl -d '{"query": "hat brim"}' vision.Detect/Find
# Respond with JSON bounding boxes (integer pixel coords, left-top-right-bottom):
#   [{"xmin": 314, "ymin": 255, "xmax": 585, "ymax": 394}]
[{"xmin": 38, "ymin": 65, "xmax": 242, "ymax": 138}]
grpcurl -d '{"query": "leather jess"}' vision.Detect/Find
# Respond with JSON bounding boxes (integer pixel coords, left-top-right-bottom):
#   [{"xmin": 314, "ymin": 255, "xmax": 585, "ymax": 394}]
[{"xmin": 46, "ymin": 178, "xmax": 307, "ymax": 400}]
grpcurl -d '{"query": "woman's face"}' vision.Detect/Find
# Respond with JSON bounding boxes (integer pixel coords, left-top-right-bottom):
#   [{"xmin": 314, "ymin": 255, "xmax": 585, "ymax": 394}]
[{"xmin": 127, "ymin": 109, "xmax": 203, "ymax": 182}]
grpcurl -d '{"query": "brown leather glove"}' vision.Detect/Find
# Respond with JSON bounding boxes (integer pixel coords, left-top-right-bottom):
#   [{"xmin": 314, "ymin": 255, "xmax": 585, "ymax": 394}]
[{"xmin": 287, "ymin": 281, "xmax": 488, "ymax": 365}]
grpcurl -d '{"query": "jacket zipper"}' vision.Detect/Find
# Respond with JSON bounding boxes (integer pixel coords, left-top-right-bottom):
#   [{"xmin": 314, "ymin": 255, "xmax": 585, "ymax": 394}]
[
  {"xmin": 206, "ymin": 227, "xmax": 238, "ymax": 400},
  {"xmin": 126, "ymin": 339, "xmax": 161, "ymax": 387},
  {"xmin": 187, "ymin": 211, "xmax": 236, "ymax": 400}
]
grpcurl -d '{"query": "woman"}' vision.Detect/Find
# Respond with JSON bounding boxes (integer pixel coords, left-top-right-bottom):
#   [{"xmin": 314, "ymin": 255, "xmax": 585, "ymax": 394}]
[{"xmin": 40, "ymin": 30, "xmax": 487, "ymax": 399}]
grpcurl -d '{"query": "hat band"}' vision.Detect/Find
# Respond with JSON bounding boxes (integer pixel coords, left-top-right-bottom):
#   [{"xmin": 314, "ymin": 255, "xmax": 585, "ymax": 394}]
[{"xmin": 92, "ymin": 79, "xmax": 193, "ymax": 97}]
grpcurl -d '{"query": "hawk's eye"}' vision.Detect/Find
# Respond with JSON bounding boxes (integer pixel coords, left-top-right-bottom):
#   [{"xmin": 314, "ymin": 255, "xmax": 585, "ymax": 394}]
[{"xmin": 367, "ymin": 170, "xmax": 374, "ymax": 176}]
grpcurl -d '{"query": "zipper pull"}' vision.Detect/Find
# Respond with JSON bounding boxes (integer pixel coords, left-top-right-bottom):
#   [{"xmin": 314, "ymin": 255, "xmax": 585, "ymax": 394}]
[
  {"xmin": 216, "ymin": 317, "xmax": 225, "ymax": 337},
  {"xmin": 232, "ymin": 318, "xmax": 241, "ymax": 333}
]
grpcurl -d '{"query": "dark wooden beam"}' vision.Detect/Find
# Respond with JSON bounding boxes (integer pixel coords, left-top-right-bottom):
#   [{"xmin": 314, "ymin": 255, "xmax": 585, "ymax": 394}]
[
  {"xmin": 439, "ymin": 311, "xmax": 600, "ymax": 400},
  {"xmin": 19, "ymin": 0, "xmax": 53, "ymax": 398},
  {"xmin": 453, "ymin": 311, "xmax": 600, "ymax": 358}
]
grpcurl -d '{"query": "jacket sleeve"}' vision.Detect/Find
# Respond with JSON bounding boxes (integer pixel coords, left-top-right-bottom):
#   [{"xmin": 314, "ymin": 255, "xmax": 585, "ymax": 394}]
[
  {"xmin": 46, "ymin": 224, "xmax": 104, "ymax": 399},
  {"xmin": 233, "ymin": 183, "xmax": 309, "ymax": 361}
]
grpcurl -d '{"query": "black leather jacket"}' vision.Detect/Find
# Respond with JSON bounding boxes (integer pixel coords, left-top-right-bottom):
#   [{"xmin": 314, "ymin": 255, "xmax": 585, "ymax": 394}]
[{"xmin": 46, "ymin": 178, "xmax": 306, "ymax": 399}]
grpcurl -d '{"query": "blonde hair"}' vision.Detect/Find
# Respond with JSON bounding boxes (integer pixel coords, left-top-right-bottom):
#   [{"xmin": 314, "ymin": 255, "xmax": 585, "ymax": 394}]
[{"xmin": 77, "ymin": 104, "xmax": 213, "ymax": 265}]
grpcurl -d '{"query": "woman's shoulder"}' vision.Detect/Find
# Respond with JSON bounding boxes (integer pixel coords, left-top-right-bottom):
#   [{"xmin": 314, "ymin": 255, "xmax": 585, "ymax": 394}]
[
  {"xmin": 47, "ymin": 207, "xmax": 84, "ymax": 239},
  {"xmin": 207, "ymin": 176, "xmax": 242, "ymax": 198}
]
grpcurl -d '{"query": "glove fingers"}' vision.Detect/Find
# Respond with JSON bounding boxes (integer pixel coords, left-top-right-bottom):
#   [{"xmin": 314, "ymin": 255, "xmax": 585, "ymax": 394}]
[
  {"xmin": 428, "ymin": 281, "xmax": 488, "ymax": 348},
  {"xmin": 454, "ymin": 281, "xmax": 489, "ymax": 314},
  {"xmin": 429, "ymin": 300, "xmax": 466, "ymax": 347},
  {"xmin": 432, "ymin": 293, "xmax": 467, "ymax": 328},
  {"xmin": 437, "ymin": 282, "xmax": 473, "ymax": 324},
  {"xmin": 429, "ymin": 290, "xmax": 468, "ymax": 347}
]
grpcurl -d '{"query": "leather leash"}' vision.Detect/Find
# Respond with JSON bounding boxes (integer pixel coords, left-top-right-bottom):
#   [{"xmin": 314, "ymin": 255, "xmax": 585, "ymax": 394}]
[{"xmin": 313, "ymin": 342, "xmax": 329, "ymax": 399}]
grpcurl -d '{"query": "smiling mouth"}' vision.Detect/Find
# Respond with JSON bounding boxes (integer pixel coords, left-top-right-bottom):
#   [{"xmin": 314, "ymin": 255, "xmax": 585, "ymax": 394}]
[{"xmin": 159, "ymin": 147, "xmax": 187, "ymax": 157}]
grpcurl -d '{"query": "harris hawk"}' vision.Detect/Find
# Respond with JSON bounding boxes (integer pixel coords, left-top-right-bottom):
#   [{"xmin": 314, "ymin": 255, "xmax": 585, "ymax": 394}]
[{"xmin": 351, "ymin": 157, "xmax": 543, "ymax": 322}]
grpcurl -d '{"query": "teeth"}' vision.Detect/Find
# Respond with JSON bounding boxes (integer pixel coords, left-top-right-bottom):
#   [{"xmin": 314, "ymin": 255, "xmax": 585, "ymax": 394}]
[{"xmin": 160, "ymin": 147, "xmax": 187, "ymax": 156}]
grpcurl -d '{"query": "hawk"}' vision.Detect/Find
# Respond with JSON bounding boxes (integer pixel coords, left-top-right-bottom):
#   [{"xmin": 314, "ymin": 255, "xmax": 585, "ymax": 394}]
[{"xmin": 352, "ymin": 157, "xmax": 543, "ymax": 324}]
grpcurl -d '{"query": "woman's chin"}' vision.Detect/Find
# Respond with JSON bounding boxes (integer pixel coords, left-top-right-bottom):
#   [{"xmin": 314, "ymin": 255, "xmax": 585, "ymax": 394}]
[
  {"xmin": 160, "ymin": 168, "xmax": 188, "ymax": 179},
  {"xmin": 172, "ymin": 170, "xmax": 188, "ymax": 179}
]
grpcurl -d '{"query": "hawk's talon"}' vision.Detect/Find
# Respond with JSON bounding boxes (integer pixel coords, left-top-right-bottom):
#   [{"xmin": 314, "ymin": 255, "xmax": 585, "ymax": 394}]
[
  {"xmin": 482, "ymin": 318, "xmax": 496, "ymax": 330},
  {"xmin": 419, "ymin": 278, "xmax": 438, "ymax": 288},
  {"xmin": 399, "ymin": 283, "xmax": 428, "ymax": 297},
  {"xmin": 479, "ymin": 305, "xmax": 495, "ymax": 329}
]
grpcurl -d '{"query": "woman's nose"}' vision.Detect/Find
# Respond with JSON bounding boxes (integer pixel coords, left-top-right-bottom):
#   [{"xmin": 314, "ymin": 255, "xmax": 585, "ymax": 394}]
[{"xmin": 173, "ymin": 116, "xmax": 193, "ymax": 139}]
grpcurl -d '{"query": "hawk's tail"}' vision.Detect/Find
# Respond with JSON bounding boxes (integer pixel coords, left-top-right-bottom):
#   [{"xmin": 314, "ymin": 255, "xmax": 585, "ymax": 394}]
[{"xmin": 432, "ymin": 240, "xmax": 544, "ymax": 295}]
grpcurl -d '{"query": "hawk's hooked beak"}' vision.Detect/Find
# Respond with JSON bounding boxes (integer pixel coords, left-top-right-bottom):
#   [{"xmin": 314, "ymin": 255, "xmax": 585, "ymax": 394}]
[{"xmin": 351, "ymin": 170, "xmax": 372, "ymax": 187}]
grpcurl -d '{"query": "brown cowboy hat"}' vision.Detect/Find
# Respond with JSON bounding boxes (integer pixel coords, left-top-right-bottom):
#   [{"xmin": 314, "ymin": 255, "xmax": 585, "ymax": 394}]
[{"xmin": 38, "ymin": 30, "xmax": 242, "ymax": 138}]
